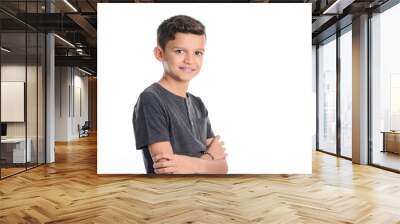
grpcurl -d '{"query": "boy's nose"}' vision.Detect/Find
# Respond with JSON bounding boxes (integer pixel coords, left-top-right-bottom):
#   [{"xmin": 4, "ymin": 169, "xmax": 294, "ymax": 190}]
[{"xmin": 184, "ymin": 54, "xmax": 194, "ymax": 64}]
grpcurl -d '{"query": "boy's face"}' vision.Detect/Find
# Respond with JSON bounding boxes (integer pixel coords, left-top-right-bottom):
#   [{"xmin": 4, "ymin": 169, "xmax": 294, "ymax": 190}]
[{"xmin": 154, "ymin": 32, "xmax": 206, "ymax": 83}]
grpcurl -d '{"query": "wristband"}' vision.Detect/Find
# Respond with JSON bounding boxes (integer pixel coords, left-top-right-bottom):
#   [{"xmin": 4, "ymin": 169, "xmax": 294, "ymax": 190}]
[{"xmin": 201, "ymin": 151, "xmax": 214, "ymax": 160}]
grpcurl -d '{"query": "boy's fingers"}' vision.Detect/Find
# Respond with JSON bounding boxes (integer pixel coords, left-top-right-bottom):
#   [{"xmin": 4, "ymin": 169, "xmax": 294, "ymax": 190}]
[
  {"xmin": 153, "ymin": 160, "xmax": 175, "ymax": 169},
  {"xmin": 210, "ymin": 136, "xmax": 220, "ymax": 146},
  {"xmin": 206, "ymin": 138, "xmax": 214, "ymax": 146},
  {"xmin": 152, "ymin": 153, "xmax": 174, "ymax": 163},
  {"xmin": 215, "ymin": 153, "xmax": 228, "ymax": 160},
  {"xmin": 155, "ymin": 167, "xmax": 175, "ymax": 174}
]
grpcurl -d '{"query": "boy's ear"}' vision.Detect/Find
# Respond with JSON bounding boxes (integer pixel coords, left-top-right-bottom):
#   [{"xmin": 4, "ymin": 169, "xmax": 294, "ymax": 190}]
[{"xmin": 154, "ymin": 46, "xmax": 164, "ymax": 61}]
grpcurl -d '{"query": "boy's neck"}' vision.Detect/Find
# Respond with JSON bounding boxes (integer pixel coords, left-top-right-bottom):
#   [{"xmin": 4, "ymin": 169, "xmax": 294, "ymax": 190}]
[{"xmin": 158, "ymin": 76, "xmax": 189, "ymax": 98}]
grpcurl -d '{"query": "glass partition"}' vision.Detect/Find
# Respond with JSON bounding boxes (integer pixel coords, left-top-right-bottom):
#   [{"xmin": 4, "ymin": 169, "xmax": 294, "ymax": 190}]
[
  {"xmin": 0, "ymin": 1, "xmax": 46, "ymax": 179},
  {"xmin": 1, "ymin": 31, "xmax": 28, "ymax": 177}
]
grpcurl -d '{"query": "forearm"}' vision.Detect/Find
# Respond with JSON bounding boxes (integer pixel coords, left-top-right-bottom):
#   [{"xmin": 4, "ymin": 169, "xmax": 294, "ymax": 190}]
[
  {"xmin": 188, "ymin": 154, "xmax": 228, "ymax": 174},
  {"xmin": 197, "ymin": 158, "xmax": 228, "ymax": 174},
  {"xmin": 149, "ymin": 140, "xmax": 228, "ymax": 174},
  {"xmin": 184, "ymin": 152, "xmax": 228, "ymax": 174},
  {"xmin": 176, "ymin": 154, "xmax": 228, "ymax": 174}
]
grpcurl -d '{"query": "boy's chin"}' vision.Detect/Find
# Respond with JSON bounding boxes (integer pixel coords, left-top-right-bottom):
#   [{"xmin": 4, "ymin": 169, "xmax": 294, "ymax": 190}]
[{"xmin": 180, "ymin": 75, "xmax": 197, "ymax": 82}]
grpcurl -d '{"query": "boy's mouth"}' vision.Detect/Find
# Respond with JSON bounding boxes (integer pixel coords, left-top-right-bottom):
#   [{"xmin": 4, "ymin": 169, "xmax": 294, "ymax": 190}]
[{"xmin": 179, "ymin": 66, "xmax": 195, "ymax": 73}]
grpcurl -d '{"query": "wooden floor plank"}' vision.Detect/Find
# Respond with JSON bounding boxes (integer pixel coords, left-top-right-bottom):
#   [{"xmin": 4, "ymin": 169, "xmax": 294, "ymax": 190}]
[{"xmin": 0, "ymin": 134, "xmax": 400, "ymax": 223}]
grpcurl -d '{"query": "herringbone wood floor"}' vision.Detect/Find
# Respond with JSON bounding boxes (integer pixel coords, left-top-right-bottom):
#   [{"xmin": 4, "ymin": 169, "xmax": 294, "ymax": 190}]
[{"xmin": 1, "ymin": 134, "xmax": 400, "ymax": 223}]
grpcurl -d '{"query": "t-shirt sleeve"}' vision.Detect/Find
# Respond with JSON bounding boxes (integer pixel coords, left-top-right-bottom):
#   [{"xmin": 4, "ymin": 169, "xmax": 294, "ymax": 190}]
[{"xmin": 132, "ymin": 92, "xmax": 170, "ymax": 149}]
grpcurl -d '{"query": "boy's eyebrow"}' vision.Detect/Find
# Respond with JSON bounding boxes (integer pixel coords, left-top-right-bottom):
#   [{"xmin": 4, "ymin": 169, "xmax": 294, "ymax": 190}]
[{"xmin": 171, "ymin": 46, "xmax": 205, "ymax": 51}]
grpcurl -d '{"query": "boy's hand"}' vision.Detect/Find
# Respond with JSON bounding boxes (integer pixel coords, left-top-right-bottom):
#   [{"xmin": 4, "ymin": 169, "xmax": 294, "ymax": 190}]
[
  {"xmin": 152, "ymin": 153, "xmax": 200, "ymax": 174},
  {"xmin": 204, "ymin": 135, "xmax": 227, "ymax": 160}
]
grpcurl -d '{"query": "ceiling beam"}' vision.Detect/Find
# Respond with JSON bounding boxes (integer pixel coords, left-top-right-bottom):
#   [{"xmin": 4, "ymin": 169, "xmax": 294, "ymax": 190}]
[
  {"xmin": 67, "ymin": 13, "xmax": 97, "ymax": 39},
  {"xmin": 55, "ymin": 55, "xmax": 96, "ymax": 69},
  {"xmin": 322, "ymin": 0, "xmax": 356, "ymax": 14}
]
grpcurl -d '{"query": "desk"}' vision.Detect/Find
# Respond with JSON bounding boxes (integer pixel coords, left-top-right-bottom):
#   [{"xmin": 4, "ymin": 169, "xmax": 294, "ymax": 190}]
[
  {"xmin": 1, "ymin": 138, "xmax": 31, "ymax": 163},
  {"xmin": 381, "ymin": 131, "xmax": 400, "ymax": 154}
]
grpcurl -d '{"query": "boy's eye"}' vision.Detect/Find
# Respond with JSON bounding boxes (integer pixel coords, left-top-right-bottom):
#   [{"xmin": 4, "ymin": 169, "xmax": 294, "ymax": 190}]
[
  {"xmin": 195, "ymin": 51, "xmax": 204, "ymax": 56},
  {"xmin": 175, "ymin": 49, "xmax": 183, "ymax": 54}
]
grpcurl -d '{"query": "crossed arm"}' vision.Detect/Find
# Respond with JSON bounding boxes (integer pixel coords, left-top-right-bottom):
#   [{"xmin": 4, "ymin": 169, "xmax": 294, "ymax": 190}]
[{"xmin": 149, "ymin": 136, "xmax": 228, "ymax": 174}]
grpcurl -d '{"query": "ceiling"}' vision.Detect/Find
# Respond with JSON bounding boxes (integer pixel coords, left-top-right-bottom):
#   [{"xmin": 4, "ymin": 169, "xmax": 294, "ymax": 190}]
[{"xmin": 0, "ymin": 0, "xmax": 393, "ymax": 75}]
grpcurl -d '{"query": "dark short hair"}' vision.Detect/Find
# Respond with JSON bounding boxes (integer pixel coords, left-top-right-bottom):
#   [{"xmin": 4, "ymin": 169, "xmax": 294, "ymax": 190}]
[{"xmin": 157, "ymin": 15, "xmax": 206, "ymax": 50}]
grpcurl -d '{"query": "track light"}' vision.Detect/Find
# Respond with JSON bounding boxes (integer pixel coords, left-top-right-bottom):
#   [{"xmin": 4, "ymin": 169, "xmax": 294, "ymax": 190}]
[
  {"xmin": 78, "ymin": 67, "xmax": 93, "ymax": 76},
  {"xmin": 63, "ymin": 0, "xmax": 78, "ymax": 12},
  {"xmin": 54, "ymin": 34, "xmax": 75, "ymax": 48},
  {"xmin": 322, "ymin": 0, "xmax": 355, "ymax": 15},
  {"xmin": 1, "ymin": 47, "xmax": 11, "ymax": 53}
]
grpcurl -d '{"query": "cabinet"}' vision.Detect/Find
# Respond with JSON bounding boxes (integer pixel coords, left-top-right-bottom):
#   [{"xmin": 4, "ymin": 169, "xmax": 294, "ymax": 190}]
[{"xmin": 382, "ymin": 131, "xmax": 400, "ymax": 154}]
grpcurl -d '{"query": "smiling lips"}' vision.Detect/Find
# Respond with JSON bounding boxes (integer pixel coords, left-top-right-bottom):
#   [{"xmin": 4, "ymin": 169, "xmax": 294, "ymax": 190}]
[{"xmin": 179, "ymin": 66, "xmax": 195, "ymax": 73}]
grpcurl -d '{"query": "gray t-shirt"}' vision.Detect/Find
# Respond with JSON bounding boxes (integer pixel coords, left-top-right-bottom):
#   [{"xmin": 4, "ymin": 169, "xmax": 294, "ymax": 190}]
[{"xmin": 132, "ymin": 82, "xmax": 214, "ymax": 173}]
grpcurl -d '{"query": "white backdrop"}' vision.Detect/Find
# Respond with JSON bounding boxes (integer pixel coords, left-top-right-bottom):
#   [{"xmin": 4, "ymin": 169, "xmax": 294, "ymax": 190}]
[{"xmin": 98, "ymin": 3, "xmax": 312, "ymax": 174}]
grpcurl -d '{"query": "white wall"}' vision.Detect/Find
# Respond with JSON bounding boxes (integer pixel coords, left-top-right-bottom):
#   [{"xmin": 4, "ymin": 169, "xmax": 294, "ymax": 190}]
[
  {"xmin": 55, "ymin": 66, "xmax": 69, "ymax": 141},
  {"xmin": 55, "ymin": 67, "xmax": 89, "ymax": 141},
  {"xmin": 98, "ymin": 4, "xmax": 312, "ymax": 174}
]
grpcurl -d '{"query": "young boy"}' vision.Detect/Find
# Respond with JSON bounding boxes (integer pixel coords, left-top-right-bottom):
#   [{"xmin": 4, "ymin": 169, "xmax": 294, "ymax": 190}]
[{"xmin": 132, "ymin": 15, "xmax": 228, "ymax": 174}]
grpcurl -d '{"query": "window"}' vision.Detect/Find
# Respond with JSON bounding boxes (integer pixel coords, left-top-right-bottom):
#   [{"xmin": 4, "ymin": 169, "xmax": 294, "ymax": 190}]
[
  {"xmin": 371, "ymin": 2, "xmax": 400, "ymax": 171},
  {"xmin": 339, "ymin": 28, "xmax": 352, "ymax": 158},
  {"xmin": 318, "ymin": 36, "xmax": 337, "ymax": 155}
]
